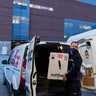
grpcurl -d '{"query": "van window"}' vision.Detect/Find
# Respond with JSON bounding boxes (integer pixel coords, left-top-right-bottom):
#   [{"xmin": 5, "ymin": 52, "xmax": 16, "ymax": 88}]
[
  {"xmin": 8, "ymin": 50, "xmax": 16, "ymax": 65},
  {"xmin": 23, "ymin": 46, "xmax": 28, "ymax": 60},
  {"xmin": 86, "ymin": 41, "xmax": 91, "ymax": 47},
  {"xmin": 8, "ymin": 49, "xmax": 20, "ymax": 67}
]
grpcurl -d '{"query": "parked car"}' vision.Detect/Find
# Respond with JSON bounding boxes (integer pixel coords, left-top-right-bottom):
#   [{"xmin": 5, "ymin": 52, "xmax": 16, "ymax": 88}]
[{"xmin": 2, "ymin": 43, "xmax": 29, "ymax": 96}]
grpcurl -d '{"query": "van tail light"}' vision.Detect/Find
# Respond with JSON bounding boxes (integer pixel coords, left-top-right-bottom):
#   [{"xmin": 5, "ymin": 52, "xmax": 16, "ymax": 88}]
[{"xmin": 21, "ymin": 59, "xmax": 26, "ymax": 85}]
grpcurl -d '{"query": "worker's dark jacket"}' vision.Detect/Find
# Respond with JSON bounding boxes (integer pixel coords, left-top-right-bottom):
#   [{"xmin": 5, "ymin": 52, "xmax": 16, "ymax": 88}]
[{"xmin": 66, "ymin": 48, "xmax": 82, "ymax": 81}]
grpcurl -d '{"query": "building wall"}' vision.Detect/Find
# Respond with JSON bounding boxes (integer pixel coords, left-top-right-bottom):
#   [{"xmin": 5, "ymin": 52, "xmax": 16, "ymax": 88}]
[
  {"xmin": 0, "ymin": 0, "xmax": 96, "ymax": 41},
  {"xmin": 0, "ymin": 0, "xmax": 13, "ymax": 40},
  {"xmin": 29, "ymin": 0, "xmax": 96, "ymax": 41}
]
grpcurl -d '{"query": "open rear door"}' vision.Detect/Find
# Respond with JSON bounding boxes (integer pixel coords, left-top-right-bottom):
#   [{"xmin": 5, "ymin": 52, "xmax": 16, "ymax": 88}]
[
  {"xmin": 79, "ymin": 40, "xmax": 96, "ymax": 90},
  {"xmin": 26, "ymin": 35, "xmax": 40, "ymax": 96}
]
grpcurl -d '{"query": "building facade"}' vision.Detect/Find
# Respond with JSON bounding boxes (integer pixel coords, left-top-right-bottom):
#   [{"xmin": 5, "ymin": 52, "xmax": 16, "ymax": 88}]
[
  {"xmin": 0, "ymin": 0, "xmax": 13, "ymax": 40},
  {"xmin": 1, "ymin": 0, "xmax": 96, "ymax": 42}
]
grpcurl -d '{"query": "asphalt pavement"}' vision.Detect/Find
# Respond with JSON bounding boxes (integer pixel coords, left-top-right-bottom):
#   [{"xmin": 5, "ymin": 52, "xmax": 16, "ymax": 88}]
[
  {"xmin": 82, "ymin": 91, "xmax": 96, "ymax": 96},
  {"xmin": 81, "ymin": 87, "xmax": 96, "ymax": 96},
  {"xmin": 0, "ymin": 69, "xmax": 96, "ymax": 96},
  {"xmin": 0, "ymin": 73, "xmax": 9, "ymax": 96}
]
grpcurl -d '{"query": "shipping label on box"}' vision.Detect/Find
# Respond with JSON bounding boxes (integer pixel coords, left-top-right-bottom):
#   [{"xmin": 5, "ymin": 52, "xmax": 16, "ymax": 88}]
[{"xmin": 47, "ymin": 52, "xmax": 69, "ymax": 80}]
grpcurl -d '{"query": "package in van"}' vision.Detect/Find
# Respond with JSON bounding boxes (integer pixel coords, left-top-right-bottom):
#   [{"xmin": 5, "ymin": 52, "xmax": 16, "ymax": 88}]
[{"xmin": 47, "ymin": 52, "xmax": 69, "ymax": 80}]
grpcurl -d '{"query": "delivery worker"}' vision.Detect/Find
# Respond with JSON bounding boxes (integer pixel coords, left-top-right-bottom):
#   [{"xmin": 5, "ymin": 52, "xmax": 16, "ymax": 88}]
[{"xmin": 62, "ymin": 41, "xmax": 82, "ymax": 96}]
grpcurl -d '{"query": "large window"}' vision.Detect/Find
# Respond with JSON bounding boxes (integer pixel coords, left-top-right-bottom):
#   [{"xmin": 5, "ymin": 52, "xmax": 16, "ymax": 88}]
[
  {"xmin": 64, "ymin": 19, "xmax": 96, "ymax": 41},
  {"xmin": 12, "ymin": 0, "xmax": 30, "ymax": 41}
]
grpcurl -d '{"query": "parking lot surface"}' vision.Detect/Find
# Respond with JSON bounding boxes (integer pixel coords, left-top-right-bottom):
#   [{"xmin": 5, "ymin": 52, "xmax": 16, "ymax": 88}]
[
  {"xmin": 0, "ymin": 69, "xmax": 96, "ymax": 96},
  {"xmin": 0, "ymin": 73, "xmax": 9, "ymax": 96}
]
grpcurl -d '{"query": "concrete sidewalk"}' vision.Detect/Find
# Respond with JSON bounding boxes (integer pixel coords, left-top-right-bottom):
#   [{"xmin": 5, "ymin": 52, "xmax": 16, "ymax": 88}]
[
  {"xmin": 82, "ymin": 88, "xmax": 96, "ymax": 96},
  {"xmin": 82, "ymin": 91, "xmax": 96, "ymax": 96}
]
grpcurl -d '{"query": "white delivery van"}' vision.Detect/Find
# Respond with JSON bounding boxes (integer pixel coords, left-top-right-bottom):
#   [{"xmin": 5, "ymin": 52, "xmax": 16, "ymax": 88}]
[
  {"xmin": 2, "ymin": 35, "xmax": 70, "ymax": 96},
  {"xmin": 67, "ymin": 29, "xmax": 96, "ymax": 90},
  {"xmin": 2, "ymin": 43, "xmax": 29, "ymax": 96},
  {"xmin": 25, "ymin": 36, "xmax": 70, "ymax": 96}
]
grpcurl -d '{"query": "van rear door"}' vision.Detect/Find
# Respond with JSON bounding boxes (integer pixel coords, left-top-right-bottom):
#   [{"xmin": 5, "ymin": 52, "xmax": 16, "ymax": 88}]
[
  {"xmin": 26, "ymin": 36, "xmax": 39, "ymax": 96},
  {"xmin": 79, "ymin": 40, "xmax": 96, "ymax": 90}
]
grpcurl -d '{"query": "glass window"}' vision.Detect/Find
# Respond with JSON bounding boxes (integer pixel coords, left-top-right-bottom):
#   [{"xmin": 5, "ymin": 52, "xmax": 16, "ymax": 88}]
[
  {"xmin": 8, "ymin": 50, "xmax": 16, "ymax": 64},
  {"xmin": 12, "ymin": 0, "xmax": 30, "ymax": 41}
]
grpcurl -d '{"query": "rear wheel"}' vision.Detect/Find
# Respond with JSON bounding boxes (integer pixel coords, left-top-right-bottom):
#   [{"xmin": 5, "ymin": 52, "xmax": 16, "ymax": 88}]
[
  {"xmin": 11, "ymin": 91, "xmax": 14, "ymax": 96},
  {"xmin": 10, "ymin": 86, "xmax": 14, "ymax": 96},
  {"xmin": 10, "ymin": 85, "xmax": 25, "ymax": 96},
  {"xmin": 10, "ymin": 86, "xmax": 17, "ymax": 96},
  {"xmin": 3, "ymin": 73, "xmax": 6, "ymax": 85}
]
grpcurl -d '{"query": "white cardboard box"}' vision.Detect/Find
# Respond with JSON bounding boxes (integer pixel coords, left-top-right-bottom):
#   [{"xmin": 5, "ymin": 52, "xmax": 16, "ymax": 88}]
[{"xmin": 47, "ymin": 52, "xmax": 69, "ymax": 80}]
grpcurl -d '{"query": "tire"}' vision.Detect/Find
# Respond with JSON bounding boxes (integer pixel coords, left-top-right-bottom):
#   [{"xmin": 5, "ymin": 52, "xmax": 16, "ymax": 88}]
[
  {"xmin": 3, "ymin": 73, "xmax": 6, "ymax": 85},
  {"xmin": 10, "ymin": 86, "xmax": 13, "ymax": 96},
  {"xmin": 10, "ymin": 86, "xmax": 19, "ymax": 96},
  {"xmin": 11, "ymin": 91, "xmax": 14, "ymax": 96},
  {"xmin": 10, "ymin": 86, "xmax": 16, "ymax": 96}
]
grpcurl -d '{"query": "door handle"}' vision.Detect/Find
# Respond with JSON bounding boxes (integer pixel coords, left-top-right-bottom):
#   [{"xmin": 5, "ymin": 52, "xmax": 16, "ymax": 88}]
[
  {"xmin": 33, "ymin": 80, "xmax": 37, "ymax": 85},
  {"xmin": 32, "ymin": 72, "xmax": 37, "ymax": 85},
  {"xmin": 7, "ymin": 68, "xmax": 9, "ymax": 70},
  {"xmin": 33, "ymin": 72, "xmax": 37, "ymax": 78}
]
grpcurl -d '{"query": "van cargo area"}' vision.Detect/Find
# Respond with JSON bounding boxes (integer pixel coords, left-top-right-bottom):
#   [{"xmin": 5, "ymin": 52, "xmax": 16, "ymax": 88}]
[{"xmin": 35, "ymin": 43, "xmax": 70, "ymax": 96}]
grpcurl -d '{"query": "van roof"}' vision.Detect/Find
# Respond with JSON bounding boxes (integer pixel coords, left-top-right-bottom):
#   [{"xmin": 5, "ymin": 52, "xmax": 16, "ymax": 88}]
[
  {"xmin": 67, "ymin": 29, "xmax": 96, "ymax": 44},
  {"xmin": 13, "ymin": 40, "xmax": 69, "ymax": 49},
  {"xmin": 38, "ymin": 41, "xmax": 69, "ymax": 45},
  {"xmin": 14, "ymin": 43, "xmax": 29, "ymax": 49}
]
